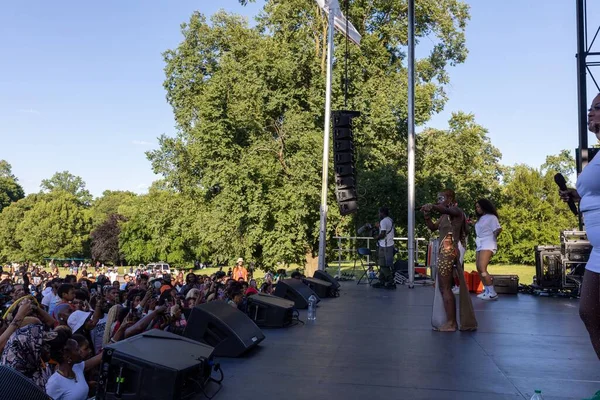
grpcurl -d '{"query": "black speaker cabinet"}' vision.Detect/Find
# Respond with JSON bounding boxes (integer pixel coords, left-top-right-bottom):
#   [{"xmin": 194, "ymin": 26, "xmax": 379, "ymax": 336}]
[
  {"xmin": 246, "ymin": 293, "xmax": 295, "ymax": 328},
  {"xmin": 274, "ymin": 278, "xmax": 320, "ymax": 309},
  {"xmin": 302, "ymin": 277, "xmax": 333, "ymax": 298},
  {"xmin": 0, "ymin": 365, "xmax": 50, "ymax": 400},
  {"xmin": 493, "ymin": 275, "xmax": 519, "ymax": 294},
  {"xmin": 96, "ymin": 329, "xmax": 214, "ymax": 400},
  {"xmin": 534, "ymin": 245, "xmax": 562, "ymax": 288},
  {"xmin": 184, "ymin": 301, "xmax": 265, "ymax": 357},
  {"xmin": 313, "ymin": 270, "xmax": 341, "ymax": 290}
]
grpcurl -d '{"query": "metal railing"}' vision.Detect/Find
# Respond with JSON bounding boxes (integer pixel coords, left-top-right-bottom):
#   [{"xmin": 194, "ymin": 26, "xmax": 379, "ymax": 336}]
[{"xmin": 332, "ymin": 236, "xmax": 427, "ymax": 277}]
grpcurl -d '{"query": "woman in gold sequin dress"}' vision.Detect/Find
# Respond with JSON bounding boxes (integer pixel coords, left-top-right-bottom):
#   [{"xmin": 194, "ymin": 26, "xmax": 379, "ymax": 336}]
[{"xmin": 421, "ymin": 189, "xmax": 477, "ymax": 332}]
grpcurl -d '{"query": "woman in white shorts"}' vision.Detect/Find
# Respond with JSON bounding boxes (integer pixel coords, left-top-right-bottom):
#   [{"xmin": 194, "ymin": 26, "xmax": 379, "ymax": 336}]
[
  {"xmin": 473, "ymin": 199, "xmax": 502, "ymax": 301},
  {"xmin": 560, "ymin": 92, "xmax": 600, "ymax": 361}
]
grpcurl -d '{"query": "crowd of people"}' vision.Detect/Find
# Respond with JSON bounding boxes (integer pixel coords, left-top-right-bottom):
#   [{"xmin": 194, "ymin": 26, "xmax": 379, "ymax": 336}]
[
  {"xmin": 2, "ymin": 92, "xmax": 597, "ymax": 398},
  {"xmin": 0, "ymin": 257, "xmax": 287, "ymax": 399}
]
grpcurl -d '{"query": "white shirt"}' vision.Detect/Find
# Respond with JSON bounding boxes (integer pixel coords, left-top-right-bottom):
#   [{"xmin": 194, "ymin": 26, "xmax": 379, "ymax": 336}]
[
  {"xmin": 378, "ymin": 217, "xmax": 394, "ymax": 247},
  {"xmin": 577, "ymin": 151, "xmax": 600, "ymax": 213},
  {"xmin": 577, "ymin": 153, "xmax": 600, "ymax": 272},
  {"xmin": 43, "ymin": 292, "xmax": 61, "ymax": 315},
  {"xmin": 91, "ymin": 315, "xmax": 108, "ymax": 354},
  {"xmin": 108, "ymin": 271, "xmax": 118, "ymax": 283},
  {"xmin": 474, "ymin": 214, "xmax": 501, "ymax": 251},
  {"xmin": 45, "ymin": 362, "xmax": 89, "ymax": 400}
]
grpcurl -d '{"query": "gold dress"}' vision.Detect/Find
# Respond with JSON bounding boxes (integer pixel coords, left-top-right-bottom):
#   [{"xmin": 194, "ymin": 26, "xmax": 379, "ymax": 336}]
[{"xmin": 431, "ymin": 213, "xmax": 477, "ymax": 331}]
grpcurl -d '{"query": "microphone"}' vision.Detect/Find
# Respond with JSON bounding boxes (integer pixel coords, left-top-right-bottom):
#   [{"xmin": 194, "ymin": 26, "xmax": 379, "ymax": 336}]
[{"xmin": 554, "ymin": 173, "xmax": 578, "ymax": 216}]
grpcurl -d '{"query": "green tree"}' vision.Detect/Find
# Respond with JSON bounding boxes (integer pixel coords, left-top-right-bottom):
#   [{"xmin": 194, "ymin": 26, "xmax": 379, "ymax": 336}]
[
  {"xmin": 148, "ymin": 1, "xmax": 471, "ymax": 267},
  {"xmin": 541, "ymin": 149, "xmax": 576, "ymax": 182},
  {"xmin": 0, "ymin": 160, "xmax": 25, "ymax": 213},
  {"xmin": 495, "ymin": 165, "xmax": 578, "ymax": 264},
  {"xmin": 0, "ymin": 177, "xmax": 25, "ymax": 213},
  {"xmin": 40, "ymin": 171, "xmax": 93, "ymax": 205},
  {"xmin": 415, "ymin": 112, "xmax": 503, "ymax": 215},
  {"xmin": 0, "ymin": 160, "xmax": 16, "ymax": 180},
  {"xmin": 15, "ymin": 191, "xmax": 91, "ymax": 261},
  {"xmin": 89, "ymin": 190, "xmax": 137, "ymax": 228},
  {"xmin": 118, "ymin": 188, "xmax": 202, "ymax": 265},
  {"xmin": 0, "ymin": 194, "xmax": 41, "ymax": 262}
]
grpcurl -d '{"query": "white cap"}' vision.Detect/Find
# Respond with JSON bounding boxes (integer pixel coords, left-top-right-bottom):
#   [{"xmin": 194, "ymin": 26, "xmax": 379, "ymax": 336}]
[{"xmin": 67, "ymin": 310, "xmax": 92, "ymax": 333}]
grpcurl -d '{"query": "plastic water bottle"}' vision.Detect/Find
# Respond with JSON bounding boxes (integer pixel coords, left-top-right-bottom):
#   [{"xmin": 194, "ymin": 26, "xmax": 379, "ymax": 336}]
[
  {"xmin": 307, "ymin": 295, "xmax": 317, "ymax": 321},
  {"xmin": 530, "ymin": 390, "xmax": 543, "ymax": 400}
]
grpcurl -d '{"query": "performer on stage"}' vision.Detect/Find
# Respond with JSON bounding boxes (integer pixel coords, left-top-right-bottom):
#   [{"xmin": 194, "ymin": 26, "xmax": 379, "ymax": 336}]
[
  {"xmin": 560, "ymin": 93, "xmax": 600, "ymax": 359},
  {"xmin": 373, "ymin": 207, "xmax": 395, "ymax": 289},
  {"xmin": 421, "ymin": 189, "xmax": 477, "ymax": 332},
  {"xmin": 473, "ymin": 199, "xmax": 502, "ymax": 301}
]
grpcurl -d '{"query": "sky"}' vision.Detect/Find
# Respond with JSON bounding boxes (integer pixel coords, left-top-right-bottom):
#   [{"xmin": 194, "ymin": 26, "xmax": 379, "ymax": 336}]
[{"xmin": 0, "ymin": 0, "xmax": 598, "ymax": 197}]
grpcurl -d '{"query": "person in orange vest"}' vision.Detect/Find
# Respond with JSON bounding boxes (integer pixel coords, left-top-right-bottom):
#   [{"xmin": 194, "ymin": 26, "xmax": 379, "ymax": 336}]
[{"xmin": 232, "ymin": 258, "xmax": 248, "ymax": 282}]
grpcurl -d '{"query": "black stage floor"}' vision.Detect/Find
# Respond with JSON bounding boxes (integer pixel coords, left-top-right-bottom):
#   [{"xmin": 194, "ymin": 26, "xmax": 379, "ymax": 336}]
[{"xmin": 215, "ymin": 282, "xmax": 598, "ymax": 400}]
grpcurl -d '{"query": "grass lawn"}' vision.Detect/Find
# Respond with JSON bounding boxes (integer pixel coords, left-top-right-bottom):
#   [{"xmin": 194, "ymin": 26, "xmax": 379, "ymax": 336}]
[
  {"xmin": 323, "ymin": 262, "xmax": 536, "ymax": 285},
  {"xmin": 466, "ymin": 264, "xmax": 535, "ymax": 285},
  {"xmin": 60, "ymin": 263, "xmax": 536, "ymax": 285}
]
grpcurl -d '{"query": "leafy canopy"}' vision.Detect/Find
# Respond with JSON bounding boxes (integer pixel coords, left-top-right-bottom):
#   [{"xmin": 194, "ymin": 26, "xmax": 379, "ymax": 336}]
[
  {"xmin": 13, "ymin": 192, "xmax": 91, "ymax": 261},
  {"xmin": 41, "ymin": 171, "xmax": 93, "ymax": 205},
  {"xmin": 148, "ymin": 0, "xmax": 471, "ymax": 266},
  {"xmin": 0, "ymin": 160, "xmax": 24, "ymax": 213}
]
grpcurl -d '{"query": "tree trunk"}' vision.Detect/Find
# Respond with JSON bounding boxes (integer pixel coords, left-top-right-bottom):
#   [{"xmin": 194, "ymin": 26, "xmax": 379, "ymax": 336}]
[{"xmin": 304, "ymin": 251, "xmax": 319, "ymax": 278}]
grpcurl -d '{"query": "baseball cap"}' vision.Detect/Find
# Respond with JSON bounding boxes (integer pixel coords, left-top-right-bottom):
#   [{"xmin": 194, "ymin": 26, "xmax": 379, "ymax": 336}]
[{"xmin": 67, "ymin": 310, "xmax": 92, "ymax": 333}]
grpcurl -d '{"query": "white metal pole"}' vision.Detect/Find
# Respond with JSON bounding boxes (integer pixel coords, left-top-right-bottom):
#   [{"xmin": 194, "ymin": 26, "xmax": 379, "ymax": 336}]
[
  {"xmin": 318, "ymin": 9, "xmax": 336, "ymax": 271},
  {"xmin": 407, "ymin": 0, "xmax": 416, "ymax": 288}
]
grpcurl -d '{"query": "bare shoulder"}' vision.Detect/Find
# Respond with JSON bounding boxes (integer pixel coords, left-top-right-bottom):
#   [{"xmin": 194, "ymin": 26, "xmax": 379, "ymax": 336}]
[{"xmin": 446, "ymin": 206, "xmax": 464, "ymax": 218}]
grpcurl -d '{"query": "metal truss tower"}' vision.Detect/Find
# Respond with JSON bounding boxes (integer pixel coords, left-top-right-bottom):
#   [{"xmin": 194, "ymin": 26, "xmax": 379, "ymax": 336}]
[{"xmin": 576, "ymin": 0, "xmax": 600, "ymax": 173}]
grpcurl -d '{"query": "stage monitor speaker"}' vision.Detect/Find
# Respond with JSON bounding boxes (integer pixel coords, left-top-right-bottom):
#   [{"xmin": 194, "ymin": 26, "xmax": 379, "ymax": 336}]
[
  {"xmin": 0, "ymin": 365, "xmax": 50, "ymax": 400},
  {"xmin": 184, "ymin": 301, "xmax": 265, "ymax": 357},
  {"xmin": 274, "ymin": 278, "xmax": 320, "ymax": 309},
  {"xmin": 313, "ymin": 270, "xmax": 341, "ymax": 290},
  {"xmin": 96, "ymin": 329, "xmax": 214, "ymax": 400},
  {"xmin": 246, "ymin": 293, "xmax": 295, "ymax": 328},
  {"xmin": 302, "ymin": 277, "xmax": 333, "ymax": 298}
]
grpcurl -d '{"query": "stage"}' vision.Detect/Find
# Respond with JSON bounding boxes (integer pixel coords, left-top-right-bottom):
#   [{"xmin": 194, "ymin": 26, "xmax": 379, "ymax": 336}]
[{"xmin": 213, "ymin": 282, "xmax": 598, "ymax": 400}]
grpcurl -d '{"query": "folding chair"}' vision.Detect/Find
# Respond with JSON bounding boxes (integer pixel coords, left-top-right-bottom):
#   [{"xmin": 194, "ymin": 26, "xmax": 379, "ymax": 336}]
[{"xmin": 354, "ymin": 247, "xmax": 377, "ymax": 285}]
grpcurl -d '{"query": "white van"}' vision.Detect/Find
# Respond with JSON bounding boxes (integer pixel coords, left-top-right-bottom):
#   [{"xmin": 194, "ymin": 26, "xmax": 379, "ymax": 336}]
[{"xmin": 146, "ymin": 261, "xmax": 170, "ymax": 276}]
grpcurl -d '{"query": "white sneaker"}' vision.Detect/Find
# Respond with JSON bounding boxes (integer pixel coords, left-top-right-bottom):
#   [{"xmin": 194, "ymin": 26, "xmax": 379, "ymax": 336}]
[
  {"xmin": 477, "ymin": 291, "xmax": 488, "ymax": 299},
  {"xmin": 452, "ymin": 286, "xmax": 460, "ymax": 295},
  {"xmin": 480, "ymin": 292, "xmax": 498, "ymax": 301}
]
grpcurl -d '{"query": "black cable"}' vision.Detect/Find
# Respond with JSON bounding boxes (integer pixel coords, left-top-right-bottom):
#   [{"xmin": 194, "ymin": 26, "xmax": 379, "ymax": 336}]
[
  {"xmin": 291, "ymin": 309, "xmax": 305, "ymax": 326},
  {"xmin": 191, "ymin": 377, "xmax": 222, "ymax": 400},
  {"xmin": 188, "ymin": 364, "xmax": 224, "ymax": 400},
  {"xmin": 212, "ymin": 364, "xmax": 224, "ymax": 384},
  {"xmin": 291, "ymin": 317, "xmax": 305, "ymax": 327}
]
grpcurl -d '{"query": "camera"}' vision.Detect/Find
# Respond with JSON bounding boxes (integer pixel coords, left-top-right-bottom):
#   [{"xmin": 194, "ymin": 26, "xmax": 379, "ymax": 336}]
[{"xmin": 357, "ymin": 223, "xmax": 379, "ymax": 238}]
